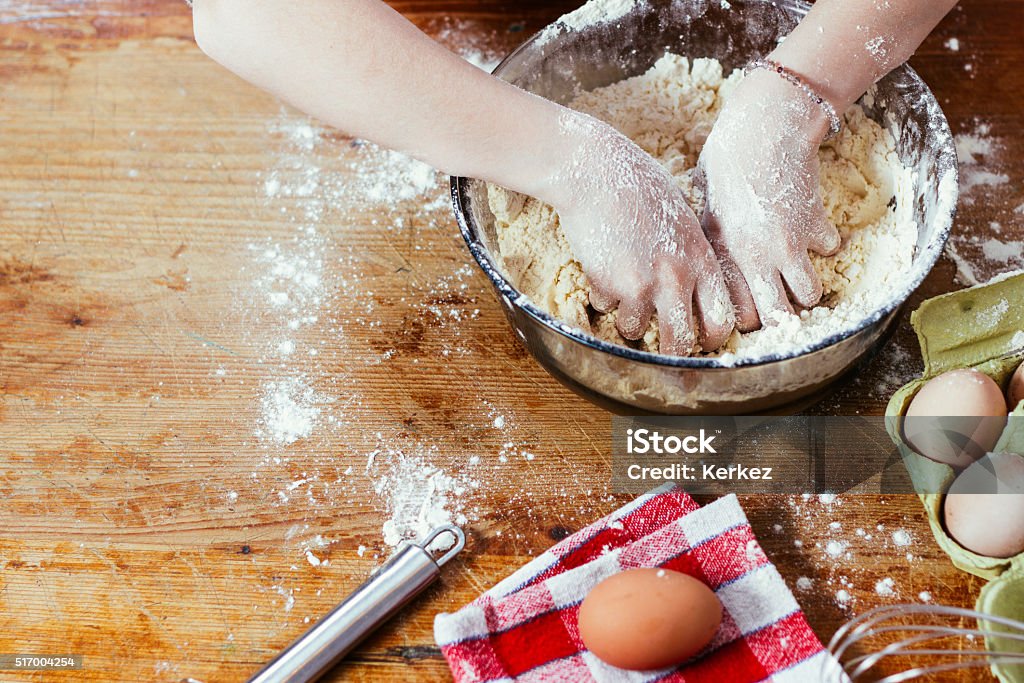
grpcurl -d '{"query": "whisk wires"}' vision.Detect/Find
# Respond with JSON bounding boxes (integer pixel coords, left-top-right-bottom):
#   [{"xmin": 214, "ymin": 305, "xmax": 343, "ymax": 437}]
[{"xmin": 827, "ymin": 603, "xmax": 1024, "ymax": 682}]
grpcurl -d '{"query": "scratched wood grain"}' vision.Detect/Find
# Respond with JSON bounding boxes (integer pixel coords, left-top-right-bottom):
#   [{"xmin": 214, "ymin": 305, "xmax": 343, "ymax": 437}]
[{"xmin": 0, "ymin": 1, "xmax": 1021, "ymax": 681}]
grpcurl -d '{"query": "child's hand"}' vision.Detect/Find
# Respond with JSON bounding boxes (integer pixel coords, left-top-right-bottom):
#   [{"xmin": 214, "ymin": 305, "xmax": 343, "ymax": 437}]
[
  {"xmin": 545, "ymin": 112, "xmax": 735, "ymax": 355},
  {"xmin": 696, "ymin": 70, "xmax": 841, "ymax": 332},
  {"xmin": 193, "ymin": 0, "xmax": 956, "ymax": 348},
  {"xmin": 692, "ymin": 0, "xmax": 959, "ymax": 332}
]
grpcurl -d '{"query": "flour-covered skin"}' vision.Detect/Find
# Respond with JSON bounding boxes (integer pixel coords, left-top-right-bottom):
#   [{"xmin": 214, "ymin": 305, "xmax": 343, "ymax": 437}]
[
  {"xmin": 490, "ymin": 55, "xmax": 917, "ymax": 360},
  {"xmin": 192, "ymin": 0, "xmax": 954, "ymax": 360},
  {"xmin": 553, "ymin": 111, "xmax": 734, "ymax": 354},
  {"xmin": 698, "ymin": 68, "xmax": 842, "ymax": 332},
  {"xmin": 193, "ymin": 0, "xmax": 732, "ymax": 356}
]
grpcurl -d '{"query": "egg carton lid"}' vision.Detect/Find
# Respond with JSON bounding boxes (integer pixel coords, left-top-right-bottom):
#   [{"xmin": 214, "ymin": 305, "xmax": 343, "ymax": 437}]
[{"xmin": 910, "ymin": 271, "xmax": 1024, "ymax": 380}]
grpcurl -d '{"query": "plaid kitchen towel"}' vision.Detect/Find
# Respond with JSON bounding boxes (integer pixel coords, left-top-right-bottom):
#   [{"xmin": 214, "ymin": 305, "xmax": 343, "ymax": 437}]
[{"xmin": 434, "ymin": 485, "xmax": 847, "ymax": 682}]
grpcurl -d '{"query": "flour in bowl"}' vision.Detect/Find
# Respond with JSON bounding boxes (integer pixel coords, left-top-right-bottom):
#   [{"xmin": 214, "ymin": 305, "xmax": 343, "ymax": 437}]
[{"xmin": 489, "ymin": 55, "xmax": 918, "ymax": 361}]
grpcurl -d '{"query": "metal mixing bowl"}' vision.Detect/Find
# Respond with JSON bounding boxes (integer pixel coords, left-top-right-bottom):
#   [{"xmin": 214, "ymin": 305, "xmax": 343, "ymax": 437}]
[{"xmin": 452, "ymin": 0, "xmax": 957, "ymax": 414}]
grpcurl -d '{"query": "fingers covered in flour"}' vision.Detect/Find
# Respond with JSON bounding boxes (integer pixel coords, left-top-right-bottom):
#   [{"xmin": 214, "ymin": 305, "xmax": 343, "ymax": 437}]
[
  {"xmin": 807, "ymin": 212, "xmax": 842, "ymax": 257},
  {"xmin": 702, "ymin": 208, "xmax": 760, "ymax": 333},
  {"xmin": 615, "ymin": 290, "xmax": 655, "ymax": 340},
  {"xmin": 694, "ymin": 268, "xmax": 735, "ymax": 352},
  {"xmin": 553, "ymin": 111, "xmax": 738, "ymax": 355},
  {"xmin": 654, "ymin": 261, "xmax": 698, "ymax": 356},
  {"xmin": 747, "ymin": 267, "xmax": 795, "ymax": 324},
  {"xmin": 781, "ymin": 253, "xmax": 824, "ymax": 310},
  {"xmin": 697, "ymin": 67, "xmax": 840, "ymax": 327},
  {"xmin": 588, "ymin": 284, "xmax": 618, "ymax": 314}
]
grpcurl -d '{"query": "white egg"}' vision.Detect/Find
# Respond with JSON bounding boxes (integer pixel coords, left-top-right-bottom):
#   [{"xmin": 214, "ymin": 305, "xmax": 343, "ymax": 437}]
[
  {"xmin": 944, "ymin": 452, "xmax": 1024, "ymax": 558},
  {"xmin": 903, "ymin": 369, "xmax": 1007, "ymax": 468}
]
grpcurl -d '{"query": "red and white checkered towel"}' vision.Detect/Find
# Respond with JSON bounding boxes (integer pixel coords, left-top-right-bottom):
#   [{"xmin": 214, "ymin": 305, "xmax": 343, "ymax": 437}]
[{"xmin": 435, "ymin": 485, "xmax": 848, "ymax": 682}]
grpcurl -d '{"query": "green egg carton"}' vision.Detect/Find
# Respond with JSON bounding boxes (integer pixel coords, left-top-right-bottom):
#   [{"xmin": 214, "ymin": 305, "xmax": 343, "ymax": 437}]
[{"xmin": 884, "ymin": 271, "xmax": 1024, "ymax": 682}]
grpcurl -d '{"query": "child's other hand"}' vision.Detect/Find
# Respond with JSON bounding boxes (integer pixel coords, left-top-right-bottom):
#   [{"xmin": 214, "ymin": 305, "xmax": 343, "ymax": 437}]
[
  {"xmin": 696, "ymin": 69, "xmax": 841, "ymax": 332},
  {"xmin": 545, "ymin": 112, "xmax": 735, "ymax": 355}
]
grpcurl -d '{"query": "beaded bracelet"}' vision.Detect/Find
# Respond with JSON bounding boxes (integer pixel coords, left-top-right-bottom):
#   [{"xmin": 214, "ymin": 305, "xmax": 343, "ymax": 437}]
[{"xmin": 745, "ymin": 58, "xmax": 842, "ymax": 141}]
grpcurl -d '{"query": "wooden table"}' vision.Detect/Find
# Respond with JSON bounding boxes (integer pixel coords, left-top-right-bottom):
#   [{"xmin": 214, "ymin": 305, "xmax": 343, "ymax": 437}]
[{"xmin": 0, "ymin": 1, "xmax": 1020, "ymax": 681}]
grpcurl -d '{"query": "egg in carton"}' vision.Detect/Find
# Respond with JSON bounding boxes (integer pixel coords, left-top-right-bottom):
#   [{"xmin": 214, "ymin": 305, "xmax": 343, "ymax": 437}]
[{"xmin": 885, "ymin": 271, "xmax": 1024, "ymax": 683}]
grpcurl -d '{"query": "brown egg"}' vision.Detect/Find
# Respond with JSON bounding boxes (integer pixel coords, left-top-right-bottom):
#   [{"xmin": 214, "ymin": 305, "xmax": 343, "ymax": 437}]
[
  {"xmin": 903, "ymin": 369, "xmax": 1007, "ymax": 468},
  {"xmin": 578, "ymin": 568, "xmax": 722, "ymax": 671},
  {"xmin": 1009, "ymin": 360, "xmax": 1024, "ymax": 410},
  {"xmin": 944, "ymin": 452, "xmax": 1024, "ymax": 558}
]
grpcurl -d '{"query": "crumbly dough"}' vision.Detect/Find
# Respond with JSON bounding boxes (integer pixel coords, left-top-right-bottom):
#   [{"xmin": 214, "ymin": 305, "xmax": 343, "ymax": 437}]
[{"xmin": 489, "ymin": 55, "xmax": 917, "ymax": 361}]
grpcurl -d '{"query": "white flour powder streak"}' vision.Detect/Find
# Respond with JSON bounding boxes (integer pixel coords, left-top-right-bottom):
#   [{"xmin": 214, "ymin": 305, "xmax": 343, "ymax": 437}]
[
  {"xmin": 372, "ymin": 448, "xmax": 477, "ymax": 550},
  {"xmin": 258, "ymin": 376, "xmax": 322, "ymax": 445}
]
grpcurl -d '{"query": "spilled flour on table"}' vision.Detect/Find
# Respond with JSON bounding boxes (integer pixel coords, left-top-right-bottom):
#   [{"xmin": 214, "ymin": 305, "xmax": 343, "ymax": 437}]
[
  {"xmin": 246, "ymin": 109, "xmax": 445, "ymax": 446},
  {"xmin": 273, "ymin": 584, "xmax": 296, "ymax": 612},
  {"xmin": 944, "ymin": 119, "xmax": 1022, "ymax": 285},
  {"xmin": 347, "ymin": 143, "xmax": 438, "ymax": 203},
  {"xmin": 236, "ymin": 104, "xmax": 467, "ymax": 584},
  {"xmin": 784, "ymin": 494, "xmax": 926, "ymax": 612},
  {"xmin": 371, "ymin": 445, "xmax": 479, "ymax": 550},
  {"xmin": 956, "ymin": 122, "xmax": 1008, "ymax": 196},
  {"xmin": 232, "ymin": 19, "xmax": 529, "ymax": 574},
  {"xmin": 258, "ymin": 376, "xmax": 324, "ymax": 445},
  {"xmin": 248, "ymin": 232, "xmax": 332, "ymax": 448}
]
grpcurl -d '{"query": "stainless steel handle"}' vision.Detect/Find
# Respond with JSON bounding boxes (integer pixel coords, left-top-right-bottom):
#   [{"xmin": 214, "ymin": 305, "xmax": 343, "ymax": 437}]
[{"xmin": 249, "ymin": 525, "xmax": 465, "ymax": 683}]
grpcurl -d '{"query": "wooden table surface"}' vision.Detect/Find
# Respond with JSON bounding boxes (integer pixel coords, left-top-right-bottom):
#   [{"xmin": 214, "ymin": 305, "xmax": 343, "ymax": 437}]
[{"xmin": 1, "ymin": 1, "xmax": 1021, "ymax": 681}]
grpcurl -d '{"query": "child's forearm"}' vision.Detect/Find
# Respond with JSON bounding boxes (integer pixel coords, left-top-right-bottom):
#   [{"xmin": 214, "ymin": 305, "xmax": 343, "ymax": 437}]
[
  {"xmin": 770, "ymin": 0, "xmax": 958, "ymax": 113},
  {"xmin": 192, "ymin": 0, "xmax": 736, "ymax": 353},
  {"xmin": 191, "ymin": 0, "xmax": 572, "ymax": 204}
]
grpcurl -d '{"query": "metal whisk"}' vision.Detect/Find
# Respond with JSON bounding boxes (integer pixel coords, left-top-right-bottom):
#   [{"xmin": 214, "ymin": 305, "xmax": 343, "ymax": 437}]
[{"xmin": 825, "ymin": 604, "xmax": 1024, "ymax": 682}]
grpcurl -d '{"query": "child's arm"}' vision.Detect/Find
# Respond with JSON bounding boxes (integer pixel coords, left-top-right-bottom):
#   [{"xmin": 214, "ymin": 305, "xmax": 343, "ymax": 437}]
[
  {"xmin": 698, "ymin": 0, "xmax": 957, "ymax": 331},
  {"xmin": 193, "ymin": 0, "xmax": 563, "ymax": 204},
  {"xmin": 192, "ymin": 0, "xmax": 734, "ymax": 354}
]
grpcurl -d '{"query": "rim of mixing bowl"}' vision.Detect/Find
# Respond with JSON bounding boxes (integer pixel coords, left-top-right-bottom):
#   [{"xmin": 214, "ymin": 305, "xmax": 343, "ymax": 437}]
[{"xmin": 452, "ymin": 4, "xmax": 957, "ymax": 370}]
